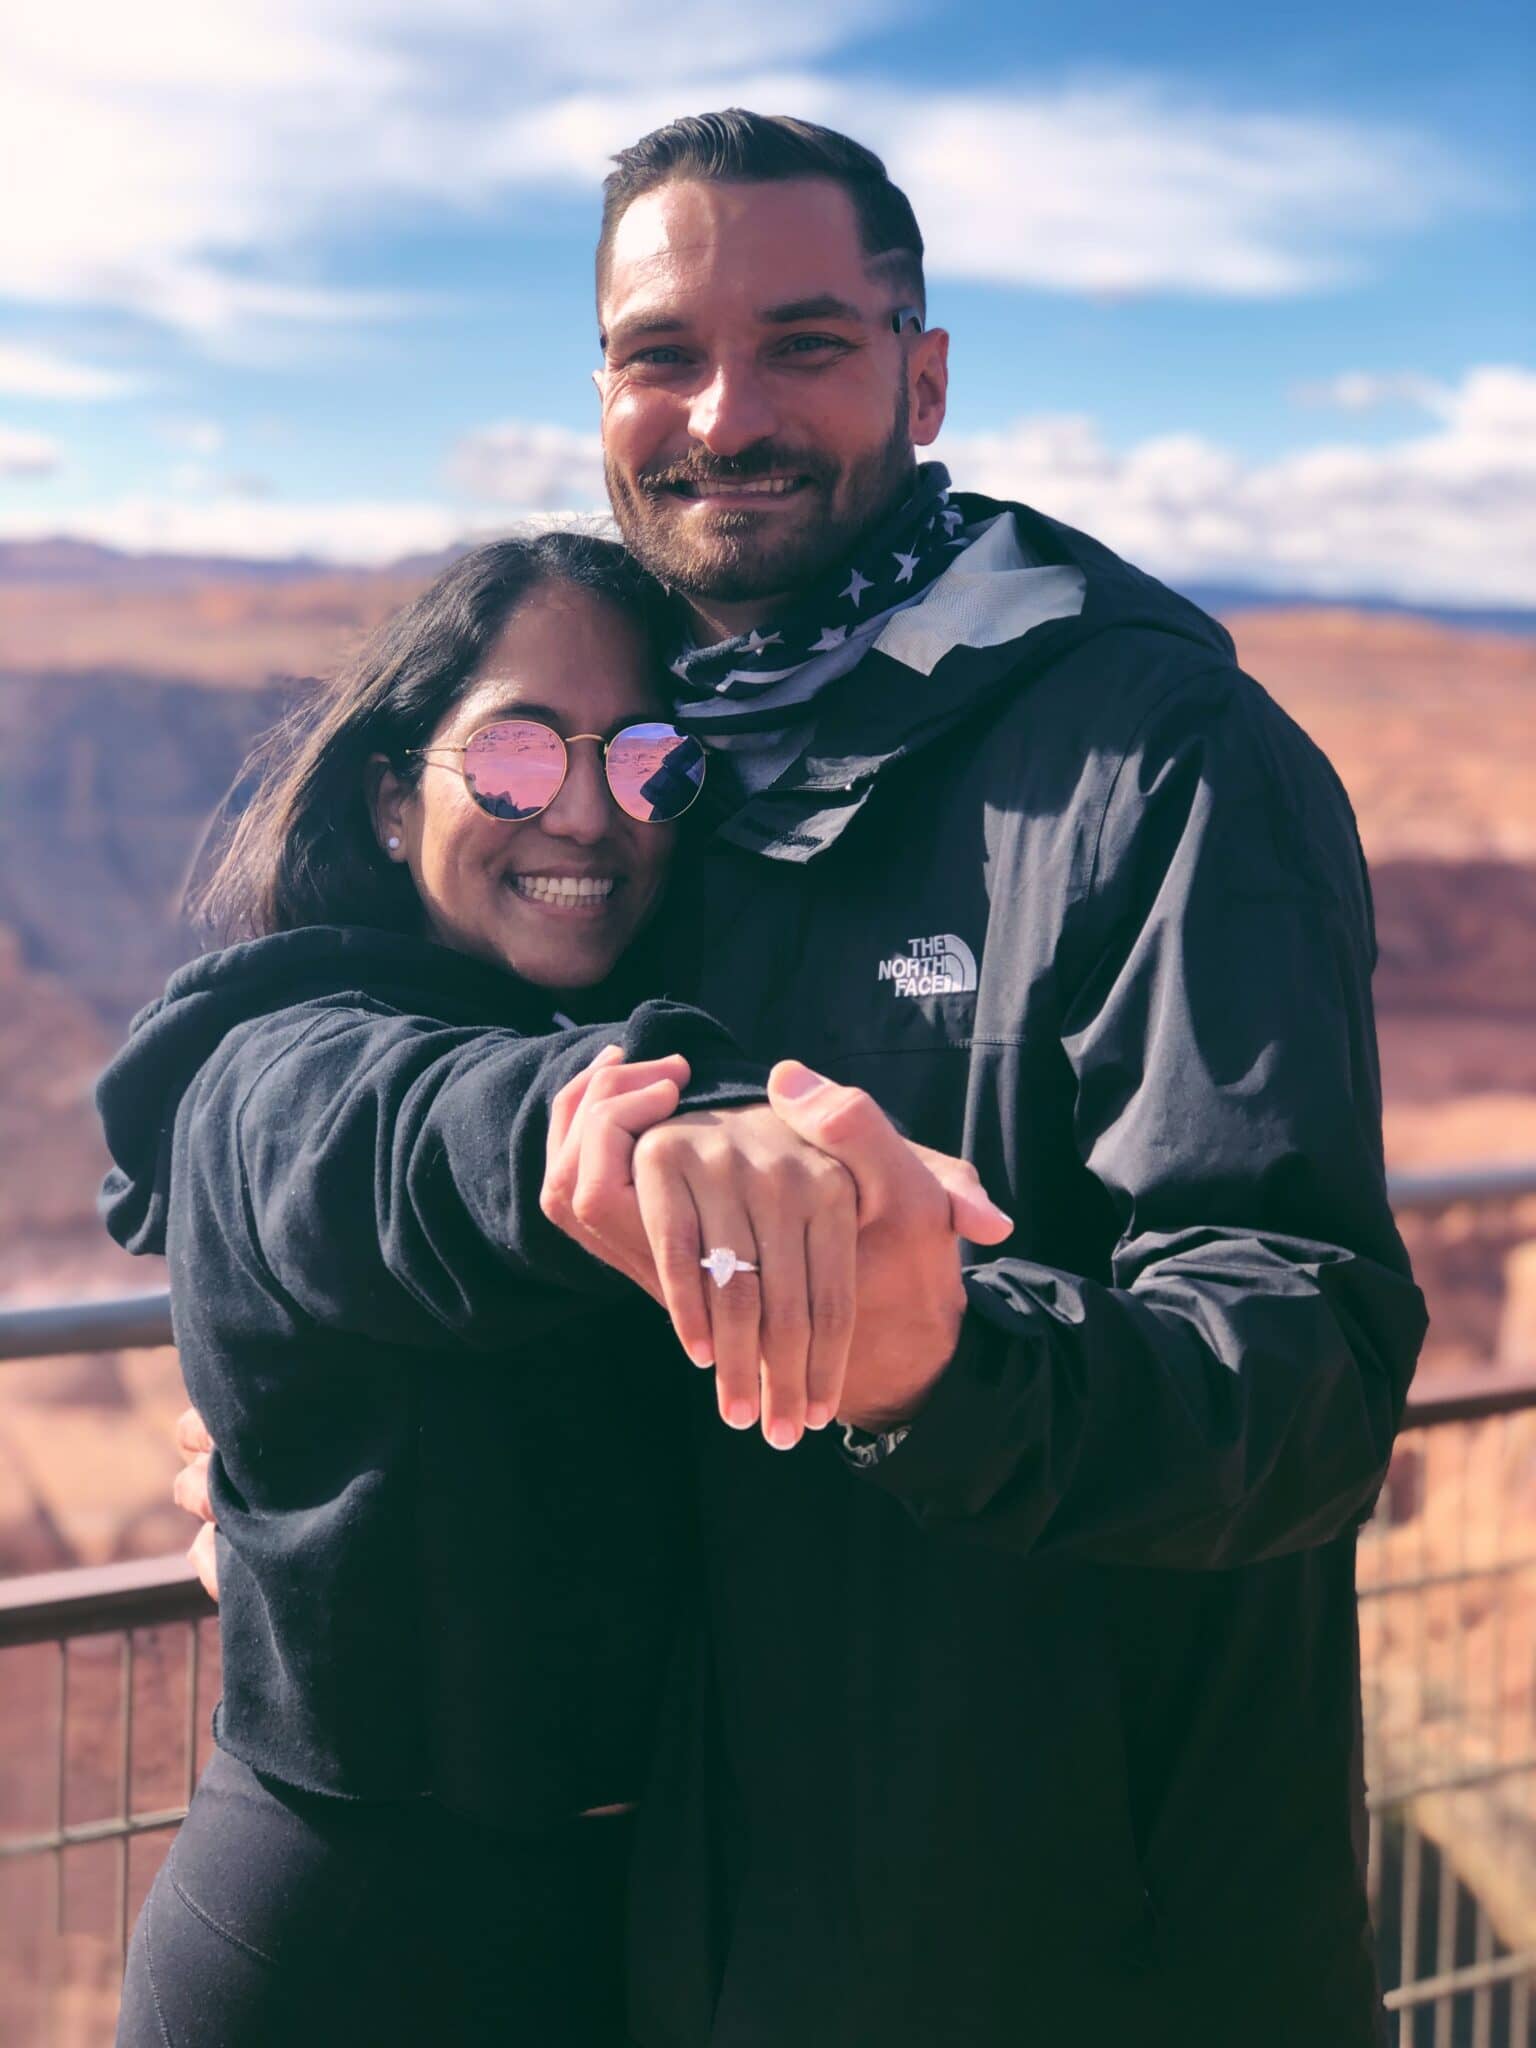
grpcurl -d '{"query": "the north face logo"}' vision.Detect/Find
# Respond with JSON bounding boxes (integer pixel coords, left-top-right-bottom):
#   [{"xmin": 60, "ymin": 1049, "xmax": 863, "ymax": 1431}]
[{"xmin": 876, "ymin": 933, "xmax": 979, "ymax": 999}]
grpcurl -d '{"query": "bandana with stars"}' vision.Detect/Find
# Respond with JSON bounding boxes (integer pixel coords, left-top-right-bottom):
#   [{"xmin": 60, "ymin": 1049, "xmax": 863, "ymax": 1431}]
[{"xmin": 666, "ymin": 462, "xmax": 963, "ymax": 743}]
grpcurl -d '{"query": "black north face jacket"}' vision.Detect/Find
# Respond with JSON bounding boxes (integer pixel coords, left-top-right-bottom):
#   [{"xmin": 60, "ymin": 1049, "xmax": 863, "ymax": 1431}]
[{"xmin": 625, "ymin": 498, "xmax": 1427, "ymax": 2048}]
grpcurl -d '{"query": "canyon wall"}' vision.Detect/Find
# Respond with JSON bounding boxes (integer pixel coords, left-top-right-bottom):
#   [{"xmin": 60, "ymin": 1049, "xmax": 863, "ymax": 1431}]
[{"xmin": 0, "ymin": 562, "xmax": 1532, "ymax": 1569}]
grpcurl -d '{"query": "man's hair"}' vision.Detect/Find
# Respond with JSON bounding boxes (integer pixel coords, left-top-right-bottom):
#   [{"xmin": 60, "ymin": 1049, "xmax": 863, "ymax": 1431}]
[{"xmin": 597, "ymin": 109, "xmax": 925, "ymax": 316}]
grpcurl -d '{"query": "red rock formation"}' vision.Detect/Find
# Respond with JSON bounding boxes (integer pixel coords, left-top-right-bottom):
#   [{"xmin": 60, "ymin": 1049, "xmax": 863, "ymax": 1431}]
[{"xmin": 0, "ymin": 577, "xmax": 1531, "ymax": 1560}]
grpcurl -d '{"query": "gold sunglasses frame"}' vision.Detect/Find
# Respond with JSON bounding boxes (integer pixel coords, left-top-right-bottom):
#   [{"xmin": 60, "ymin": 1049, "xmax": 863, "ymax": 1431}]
[{"xmin": 405, "ymin": 717, "xmax": 705, "ymax": 825}]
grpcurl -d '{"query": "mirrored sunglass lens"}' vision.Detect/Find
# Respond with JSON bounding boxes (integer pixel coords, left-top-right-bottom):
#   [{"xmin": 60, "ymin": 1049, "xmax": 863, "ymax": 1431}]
[
  {"xmin": 463, "ymin": 722, "xmax": 565, "ymax": 819},
  {"xmin": 606, "ymin": 724, "xmax": 706, "ymax": 822}
]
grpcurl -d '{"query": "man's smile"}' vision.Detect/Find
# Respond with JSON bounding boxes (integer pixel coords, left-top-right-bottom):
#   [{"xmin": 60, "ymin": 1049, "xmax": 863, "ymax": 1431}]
[{"xmin": 666, "ymin": 474, "xmax": 813, "ymax": 503}]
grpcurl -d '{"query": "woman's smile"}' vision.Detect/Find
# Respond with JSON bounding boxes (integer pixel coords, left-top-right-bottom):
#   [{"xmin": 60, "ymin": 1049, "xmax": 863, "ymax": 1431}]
[{"xmin": 507, "ymin": 871, "xmax": 623, "ymax": 913}]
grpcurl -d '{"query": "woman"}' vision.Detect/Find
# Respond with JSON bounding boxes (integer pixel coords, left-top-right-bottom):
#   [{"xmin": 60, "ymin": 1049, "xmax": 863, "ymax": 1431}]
[{"xmin": 99, "ymin": 533, "xmax": 859, "ymax": 2046}]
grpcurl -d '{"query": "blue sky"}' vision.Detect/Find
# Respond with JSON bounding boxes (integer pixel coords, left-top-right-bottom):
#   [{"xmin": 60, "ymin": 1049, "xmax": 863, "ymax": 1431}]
[{"xmin": 0, "ymin": 0, "xmax": 1530, "ymax": 602}]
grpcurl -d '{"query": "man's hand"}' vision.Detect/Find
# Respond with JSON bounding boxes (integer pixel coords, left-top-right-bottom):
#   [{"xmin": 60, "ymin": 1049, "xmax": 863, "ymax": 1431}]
[
  {"xmin": 542, "ymin": 1047, "xmax": 1012, "ymax": 1447},
  {"xmin": 173, "ymin": 1404, "xmax": 220, "ymax": 1601},
  {"xmin": 767, "ymin": 1062, "xmax": 1012, "ymax": 1433}
]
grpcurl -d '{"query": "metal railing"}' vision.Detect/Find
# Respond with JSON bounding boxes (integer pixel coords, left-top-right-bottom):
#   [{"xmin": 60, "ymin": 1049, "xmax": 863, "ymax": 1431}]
[
  {"xmin": 1, "ymin": 1158, "xmax": 1534, "ymax": 2045},
  {"xmin": 1360, "ymin": 1378, "xmax": 1536, "ymax": 2045},
  {"xmin": 0, "ymin": 1559, "xmax": 215, "ymax": 1905},
  {"xmin": 0, "ymin": 1559, "xmax": 217, "ymax": 2048},
  {"xmin": 0, "ymin": 1294, "xmax": 174, "ymax": 1364}
]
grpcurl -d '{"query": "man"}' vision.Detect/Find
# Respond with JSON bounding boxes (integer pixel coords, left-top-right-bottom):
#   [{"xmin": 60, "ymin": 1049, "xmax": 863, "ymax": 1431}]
[
  {"xmin": 540, "ymin": 112, "xmax": 1425, "ymax": 2048},
  {"xmin": 181, "ymin": 112, "xmax": 1424, "ymax": 2045}
]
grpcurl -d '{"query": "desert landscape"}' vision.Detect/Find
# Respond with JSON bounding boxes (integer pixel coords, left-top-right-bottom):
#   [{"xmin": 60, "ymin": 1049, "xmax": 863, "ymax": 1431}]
[
  {"xmin": 0, "ymin": 543, "xmax": 1533, "ymax": 2044},
  {"xmin": 0, "ymin": 545, "xmax": 1533, "ymax": 1563}
]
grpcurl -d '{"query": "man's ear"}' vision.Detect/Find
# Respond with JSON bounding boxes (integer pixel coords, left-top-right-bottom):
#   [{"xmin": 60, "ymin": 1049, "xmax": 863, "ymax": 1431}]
[
  {"xmin": 367, "ymin": 754, "xmax": 412, "ymax": 861},
  {"xmin": 908, "ymin": 327, "xmax": 949, "ymax": 449}
]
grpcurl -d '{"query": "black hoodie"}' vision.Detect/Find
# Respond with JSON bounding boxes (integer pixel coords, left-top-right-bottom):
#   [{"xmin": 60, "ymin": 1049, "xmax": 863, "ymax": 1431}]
[
  {"xmin": 98, "ymin": 924, "xmax": 764, "ymax": 1824},
  {"xmin": 620, "ymin": 498, "xmax": 1427, "ymax": 2047}
]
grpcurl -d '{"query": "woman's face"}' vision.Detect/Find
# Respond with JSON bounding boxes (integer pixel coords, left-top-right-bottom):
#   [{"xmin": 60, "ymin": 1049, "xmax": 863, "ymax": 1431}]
[{"xmin": 373, "ymin": 581, "xmax": 676, "ymax": 989}]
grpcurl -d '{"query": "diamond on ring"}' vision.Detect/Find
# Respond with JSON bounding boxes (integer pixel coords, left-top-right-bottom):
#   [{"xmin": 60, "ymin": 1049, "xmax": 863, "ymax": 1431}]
[{"xmin": 701, "ymin": 1247, "xmax": 758, "ymax": 1290}]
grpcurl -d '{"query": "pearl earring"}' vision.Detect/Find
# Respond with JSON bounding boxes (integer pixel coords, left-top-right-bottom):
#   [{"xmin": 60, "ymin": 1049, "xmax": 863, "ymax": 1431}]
[{"xmin": 386, "ymin": 835, "xmax": 401, "ymax": 851}]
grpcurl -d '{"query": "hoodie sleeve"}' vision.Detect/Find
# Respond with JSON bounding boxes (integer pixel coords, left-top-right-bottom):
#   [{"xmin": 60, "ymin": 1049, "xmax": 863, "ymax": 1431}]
[
  {"xmin": 861, "ymin": 667, "xmax": 1427, "ymax": 1567},
  {"xmin": 180, "ymin": 997, "xmax": 765, "ymax": 1352}
]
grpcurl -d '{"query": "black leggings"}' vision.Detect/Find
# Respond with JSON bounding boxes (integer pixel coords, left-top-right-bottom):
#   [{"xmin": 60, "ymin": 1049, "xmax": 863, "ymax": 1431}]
[{"xmin": 116, "ymin": 1748, "xmax": 636, "ymax": 2047}]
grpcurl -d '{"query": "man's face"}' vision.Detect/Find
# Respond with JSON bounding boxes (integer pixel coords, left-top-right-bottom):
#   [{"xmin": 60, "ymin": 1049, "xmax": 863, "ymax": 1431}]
[{"xmin": 596, "ymin": 178, "xmax": 948, "ymax": 626}]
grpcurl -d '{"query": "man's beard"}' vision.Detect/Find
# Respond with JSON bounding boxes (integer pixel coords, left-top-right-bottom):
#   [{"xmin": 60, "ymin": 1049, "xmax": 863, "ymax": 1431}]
[{"xmin": 605, "ymin": 395, "xmax": 915, "ymax": 607}]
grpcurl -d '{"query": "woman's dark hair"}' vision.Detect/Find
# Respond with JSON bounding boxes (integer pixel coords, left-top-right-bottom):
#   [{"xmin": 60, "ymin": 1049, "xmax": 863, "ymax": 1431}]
[{"xmin": 188, "ymin": 531, "xmax": 657, "ymax": 944}]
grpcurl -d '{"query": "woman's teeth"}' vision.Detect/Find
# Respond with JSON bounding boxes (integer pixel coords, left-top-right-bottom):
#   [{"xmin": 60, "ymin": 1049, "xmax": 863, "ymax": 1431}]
[{"xmin": 511, "ymin": 875, "xmax": 616, "ymax": 906}]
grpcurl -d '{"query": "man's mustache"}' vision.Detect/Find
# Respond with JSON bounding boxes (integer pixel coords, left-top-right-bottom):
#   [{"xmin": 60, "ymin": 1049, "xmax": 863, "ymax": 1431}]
[{"xmin": 636, "ymin": 447, "xmax": 834, "ymax": 494}]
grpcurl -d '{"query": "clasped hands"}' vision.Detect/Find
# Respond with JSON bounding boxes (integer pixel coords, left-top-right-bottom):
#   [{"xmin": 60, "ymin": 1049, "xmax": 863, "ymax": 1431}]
[
  {"xmin": 173, "ymin": 1052, "xmax": 1012, "ymax": 1604},
  {"xmin": 539, "ymin": 1051, "xmax": 1012, "ymax": 1451}
]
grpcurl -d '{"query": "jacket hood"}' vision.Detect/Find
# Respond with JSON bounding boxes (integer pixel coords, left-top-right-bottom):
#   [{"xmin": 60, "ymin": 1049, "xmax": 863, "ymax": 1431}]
[
  {"xmin": 1004, "ymin": 495, "xmax": 1235, "ymax": 663},
  {"xmin": 97, "ymin": 925, "xmax": 554, "ymax": 1258},
  {"xmin": 716, "ymin": 493, "xmax": 1237, "ymax": 861}
]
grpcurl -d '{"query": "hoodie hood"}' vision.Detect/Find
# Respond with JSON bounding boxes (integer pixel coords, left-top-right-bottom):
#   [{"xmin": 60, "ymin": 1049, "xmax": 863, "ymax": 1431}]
[
  {"xmin": 713, "ymin": 492, "xmax": 1236, "ymax": 861},
  {"xmin": 97, "ymin": 925, "xmax": 554, "ymax": 1259}
]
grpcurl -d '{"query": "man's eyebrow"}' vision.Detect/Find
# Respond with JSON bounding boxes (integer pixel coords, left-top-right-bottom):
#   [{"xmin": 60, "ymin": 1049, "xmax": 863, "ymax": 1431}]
[
  {"xmin": 602, "ymin": 313, "xmax": 689, "ymax": 348},
  {"xmin": 601, "ymin": 293, "xmax": 869, "ymax": 349},
  {"xmin": 760, "ymin": 294, "xmax": 867, "ymax": 324}
]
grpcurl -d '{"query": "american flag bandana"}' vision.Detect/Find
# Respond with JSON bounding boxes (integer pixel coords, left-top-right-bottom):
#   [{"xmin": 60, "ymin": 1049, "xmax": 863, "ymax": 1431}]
[{"xmin": 666, "ymin": 462, "xmax": 964, "ymax": 738}]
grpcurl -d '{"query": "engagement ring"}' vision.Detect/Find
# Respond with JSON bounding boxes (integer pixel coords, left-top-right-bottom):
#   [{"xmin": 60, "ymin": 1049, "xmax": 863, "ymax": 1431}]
[{"xmin": 701, "ymin": 1247, "xmax": 758, "ymax": 1289}]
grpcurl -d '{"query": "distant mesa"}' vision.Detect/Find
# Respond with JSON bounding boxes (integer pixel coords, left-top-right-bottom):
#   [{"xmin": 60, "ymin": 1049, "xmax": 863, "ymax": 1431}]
[
  {"xmin": 0, "ymin": 535, "xmax": 467, "ymax": 591},
  {"xmin": 0, "ymin": 538, "xmax": 1532, "ymax": 634}
]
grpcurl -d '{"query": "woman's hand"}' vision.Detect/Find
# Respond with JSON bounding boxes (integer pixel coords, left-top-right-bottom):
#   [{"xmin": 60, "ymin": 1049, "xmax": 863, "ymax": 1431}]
[
  {"xmin": 631, "ymin": 1104, "xmax": 858, "ymax": 1447},
  {"xmin": 543, "ymin": 1051, "xmax": 856, "ymax": 1447}
]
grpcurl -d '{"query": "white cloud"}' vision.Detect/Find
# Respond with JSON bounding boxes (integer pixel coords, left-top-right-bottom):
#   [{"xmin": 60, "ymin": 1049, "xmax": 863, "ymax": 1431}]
[
  {"xmin": 446, "ymin": 419, "xmax": 604, "ymax": 508},
  {"xmin": 892, "ymin": 88, "xmax": 1460, "ymax": 297},
  {"xmin": 158, "ymin": 418, "xmax": 227, "ymax": 457},
  {"xmin": 426, "ymin": 0, "xmax": 895, "ymax": 87},
  {"xmin": 2, "ymin": 1, "xmax": 451, "ymax": 350},
  {"xmin": 0, "ymin": 2, "xmax": 891, "ymax": 349},
  {"xmin": 0, "ymin": 491, "xmax": 465, "ymax": 563},
  {"xmin": 936, "ymin": 364, "xmax": 1536, "ymax": 607},
  {"xmin": 1292, "ymin": 370, "xmax": 1447, "ymax": 413},
  {"xmin": 0, "ymin": 425, "xmax": 61, "ymax": 476},
  {"xmin": 467, "ymin": 75, "xmax": 1482, "ymax": 299},
  {"xmin": 0, "ymin": 415, "xmax": 611, "ymax": 558},
  {"xmin": 0, "ymin": 341, "xmax": 142, "ymax": 399},
  {"xmin": 0, "ymin": 2, "xmax": 1488, "ymax": 355},
  {"xmin": 7, "ymin": 361, "xmax": 1530, "ymax": 607},
  {"xmin": 167, "ymin": 463, "xmax": 271, "ymax": 498}
]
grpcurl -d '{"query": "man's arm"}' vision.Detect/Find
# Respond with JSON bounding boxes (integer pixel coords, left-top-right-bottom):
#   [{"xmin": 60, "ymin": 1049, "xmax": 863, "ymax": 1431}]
[{"xmin": 777, "ymin": 671, "xmax": 1427, "ymax": 1568}]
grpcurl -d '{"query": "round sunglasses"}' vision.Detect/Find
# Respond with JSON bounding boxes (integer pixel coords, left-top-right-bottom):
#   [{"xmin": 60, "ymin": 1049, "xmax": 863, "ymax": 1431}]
[{"xmin": 408, "ymin": 717, "xmax": 705, "ymax": 826}]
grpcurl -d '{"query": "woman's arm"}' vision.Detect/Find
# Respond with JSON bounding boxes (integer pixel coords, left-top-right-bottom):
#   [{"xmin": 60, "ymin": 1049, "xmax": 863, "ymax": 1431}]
[{"xmin": 183, "ymin": 997, "xmax": 766, "ymax": 1351}]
